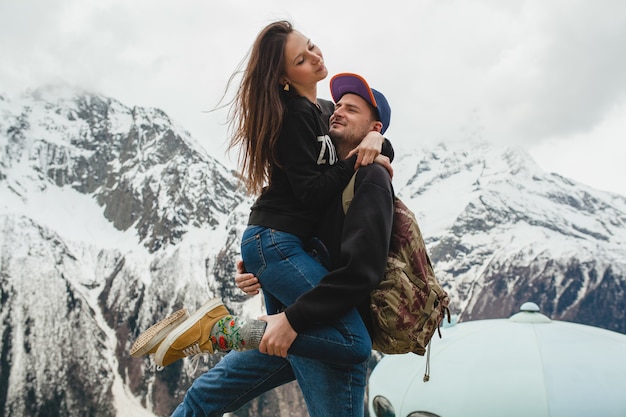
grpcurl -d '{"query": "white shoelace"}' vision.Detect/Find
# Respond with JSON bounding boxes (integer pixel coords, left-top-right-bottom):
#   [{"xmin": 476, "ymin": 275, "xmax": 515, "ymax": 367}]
[
  {"xmin": 185, "ymin": 353, "xmax": 210, "ymax": 376},
  {"xmin": 182, "ymin": 343, "xmax": 203, "ymax": 356},
  {"xmin": 182, "ymin": 343, "xmax": 210, "ymax": 376},
  {"xmin": 146, "ymin": 343, "xmax": 212, "ymax": 376}
]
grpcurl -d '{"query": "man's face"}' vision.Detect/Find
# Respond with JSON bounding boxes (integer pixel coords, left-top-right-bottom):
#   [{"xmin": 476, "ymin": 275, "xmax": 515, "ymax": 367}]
[{"xmin": 329, "ymin": 93, "xmax": 379, "ymax": 146}]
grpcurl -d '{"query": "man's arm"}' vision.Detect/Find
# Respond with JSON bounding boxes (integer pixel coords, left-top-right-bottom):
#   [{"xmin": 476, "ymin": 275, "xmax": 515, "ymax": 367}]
[{"xmin": 284, "ymin": 163, "xmax": 394, "ymax": 333}]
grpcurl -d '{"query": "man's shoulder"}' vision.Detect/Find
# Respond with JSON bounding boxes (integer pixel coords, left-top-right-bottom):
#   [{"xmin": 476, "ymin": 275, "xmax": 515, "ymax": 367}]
[
  {"xmin": 357, "ymin": 164, "xmax": 392, "ymax": 180},
  {"xmin": 354, "ymin": 164, "xmax": 394, "ymax": 194},
  {"xmin": 317, "ymin": 98, "xmax": 335, "ymax": 115}
]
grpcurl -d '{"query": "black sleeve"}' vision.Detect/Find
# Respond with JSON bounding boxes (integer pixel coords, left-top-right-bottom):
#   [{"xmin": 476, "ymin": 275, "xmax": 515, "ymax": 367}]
[
  {"xmin": 284, "ymin": 164, "xmax": 394, "ymax": 332},
  {"xmin": 381, "ymin": 138, "xmax": 394, "ymax": 162}
]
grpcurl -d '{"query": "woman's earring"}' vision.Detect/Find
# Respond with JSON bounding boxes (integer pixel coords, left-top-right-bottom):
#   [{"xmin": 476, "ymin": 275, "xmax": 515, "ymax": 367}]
[{"xmin": 283, "ymin": 83, "xmax": 290, "ymax": 92}]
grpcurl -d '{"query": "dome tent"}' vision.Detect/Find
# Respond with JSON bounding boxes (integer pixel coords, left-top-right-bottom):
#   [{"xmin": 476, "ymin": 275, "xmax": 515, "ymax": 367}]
[{"xmin": 367, "ymin": 302, "xmax": 626, "ymax": 417}]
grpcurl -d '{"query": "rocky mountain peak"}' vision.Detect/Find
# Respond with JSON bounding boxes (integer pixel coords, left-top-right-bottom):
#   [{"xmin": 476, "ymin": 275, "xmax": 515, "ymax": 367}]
[{"xmin": 1, "ymin": 86, "xmax": 246, "ymax": 251}]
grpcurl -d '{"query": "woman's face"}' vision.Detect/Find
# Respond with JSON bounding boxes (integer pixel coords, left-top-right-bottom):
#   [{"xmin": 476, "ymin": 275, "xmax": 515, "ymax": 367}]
[{"xmin": 283, "ymin": 30, "xmax": 328, "ymax": 93}]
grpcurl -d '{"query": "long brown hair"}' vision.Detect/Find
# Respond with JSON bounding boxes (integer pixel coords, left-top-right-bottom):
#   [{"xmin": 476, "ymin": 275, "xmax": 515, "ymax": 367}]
[{"xmin": 227, "ymin": 20, "xmax": 294, "ymax": 195}]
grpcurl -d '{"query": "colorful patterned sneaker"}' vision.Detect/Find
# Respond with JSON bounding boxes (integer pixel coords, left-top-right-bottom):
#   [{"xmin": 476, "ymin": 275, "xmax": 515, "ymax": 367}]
[
  {"xmin": 130, "ymin": 308, "xmax": 190, "ymax": 357},
  {"xmin": 154, "ymin": 299, "xmax": 231, "ymax": 367}
]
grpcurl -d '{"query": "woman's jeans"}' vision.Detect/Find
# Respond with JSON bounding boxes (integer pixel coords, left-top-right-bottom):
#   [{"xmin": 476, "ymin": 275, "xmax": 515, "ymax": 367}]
[
  {"xmin": 170, "ymin": 349, "xmax": 367, "ymax": 417},
  {"xmin": 240, "ymin": 225, "xmax": 371, "ymax": 364}
]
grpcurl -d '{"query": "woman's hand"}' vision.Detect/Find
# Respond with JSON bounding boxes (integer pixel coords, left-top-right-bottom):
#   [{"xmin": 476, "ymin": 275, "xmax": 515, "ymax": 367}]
[
  {"xmin": 374, "ymin": 154, "xmax": 393, "ymax": 178},
  {"xmin": 258, "ymin": 312, "xmax": 298, "ymax": 357},
  {"xmin": 235, "ymin": 260, "xmax": 261, "ymax": 296},
  {"xmin": 346, "ymin": 131, "xmax": 384, "ymax": 169}
]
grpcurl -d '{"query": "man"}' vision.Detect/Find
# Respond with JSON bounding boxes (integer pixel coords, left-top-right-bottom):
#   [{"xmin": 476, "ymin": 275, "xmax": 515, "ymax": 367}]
[{"xmin": 144, "ymin": 73, "xmax": 395, "ymax": 417}]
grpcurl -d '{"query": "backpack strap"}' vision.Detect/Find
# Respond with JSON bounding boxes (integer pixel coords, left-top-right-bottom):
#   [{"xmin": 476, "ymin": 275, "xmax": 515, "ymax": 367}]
[{"xmin": 341, "ymin": 172, "xmax": 358, "ymax": 214}]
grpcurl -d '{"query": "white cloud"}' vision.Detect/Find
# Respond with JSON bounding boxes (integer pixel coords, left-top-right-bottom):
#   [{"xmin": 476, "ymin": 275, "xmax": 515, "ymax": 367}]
[
  {"xmin": 529, "ymin": 100, "xmax": 626, "ymax": 195},
  {"xmin": 1, "ymin": 0, "xmax": 625, "ymax": 195},
  {"xmin": 483, "ymin": 0, "xmax": 626, "ymax": 144}
]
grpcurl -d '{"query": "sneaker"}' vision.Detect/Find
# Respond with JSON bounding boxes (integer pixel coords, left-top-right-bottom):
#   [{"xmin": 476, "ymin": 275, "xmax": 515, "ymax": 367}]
[
  {"xmin": 130, "ymin": 308, "xmax": 190, "ymax": 357},
  {"xmin": 155, "ymin": 298, "xmax": 230, "ymax": 367}
]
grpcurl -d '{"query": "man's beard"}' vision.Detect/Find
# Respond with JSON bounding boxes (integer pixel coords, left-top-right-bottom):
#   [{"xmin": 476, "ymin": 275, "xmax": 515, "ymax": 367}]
[{"xmin": 330, "ymin": 129, "xmax": 363, "ymax": 159}]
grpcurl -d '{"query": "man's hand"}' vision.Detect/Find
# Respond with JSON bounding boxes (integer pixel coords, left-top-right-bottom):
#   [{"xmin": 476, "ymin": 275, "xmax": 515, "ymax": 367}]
[
  {"xmin": 346, "ymin": 131, "xmax": 384, "ymax": 169},
  {"xmin": 258, "ymin": 312, "xmax": 298, "ymax": 357},
  {"xmin": 235, "ymin": 260, "xmax": 261, "ymax": 296}
]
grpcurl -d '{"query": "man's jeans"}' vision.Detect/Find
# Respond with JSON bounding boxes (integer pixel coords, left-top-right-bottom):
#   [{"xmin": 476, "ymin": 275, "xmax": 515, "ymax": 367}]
[
  {"xmin": 240, "ymin": 225, "xmax": 371, "ymax": 364},
  {"xmin": 170, "ymin": 349, "xmax": 367, "ymax": 417}
]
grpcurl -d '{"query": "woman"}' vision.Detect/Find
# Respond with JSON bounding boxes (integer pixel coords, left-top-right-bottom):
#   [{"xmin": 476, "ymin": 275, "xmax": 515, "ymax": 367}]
[
  {"xmin": 232, "ymin": 20, "xmax": 392, "ymax": 362},
  {"xmin": 132, "ymin": 20, "xmax": 389, "ymax": 367}
]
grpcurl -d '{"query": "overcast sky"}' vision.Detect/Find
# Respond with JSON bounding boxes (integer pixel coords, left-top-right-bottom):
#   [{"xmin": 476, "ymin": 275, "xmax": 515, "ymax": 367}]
[{"xmin": 2, "ymin": 0, "xmax": 625, "ymax": 195}]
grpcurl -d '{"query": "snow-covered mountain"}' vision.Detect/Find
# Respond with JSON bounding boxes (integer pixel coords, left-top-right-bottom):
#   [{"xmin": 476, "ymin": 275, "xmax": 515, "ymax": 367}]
[
  {"xmin": 392, "ymin": 143, "xmax": 626, "ymax": 331},
  {"xmin": 0, "ymin": 86, "xmax": 269, "ymax": 417},
  {"xmin": 1, "ymin": 86, "xmax": 625, "ymax": 417}
]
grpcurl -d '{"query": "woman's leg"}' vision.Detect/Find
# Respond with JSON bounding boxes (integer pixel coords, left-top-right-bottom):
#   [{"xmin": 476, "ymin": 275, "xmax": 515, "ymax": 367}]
[
  {"xmin": 241, "ymin": 226, "xmax": 371, "ymax": 364},
  {"xmin": 132, "ymin": 225, "xmax": 370, "ymax": 367}
]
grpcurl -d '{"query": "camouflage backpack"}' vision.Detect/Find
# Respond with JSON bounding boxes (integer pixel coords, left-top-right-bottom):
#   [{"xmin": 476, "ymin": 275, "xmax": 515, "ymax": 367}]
[{"xmin": 342, "ymin": 173, "xmax": 450, "ymax": 360}]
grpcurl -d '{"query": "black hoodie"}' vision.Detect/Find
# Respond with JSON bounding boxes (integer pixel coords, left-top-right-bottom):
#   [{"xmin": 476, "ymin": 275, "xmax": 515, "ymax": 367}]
[{"xmin": 248, "ymin": 95, "xmax": 357, "ymax": 240}]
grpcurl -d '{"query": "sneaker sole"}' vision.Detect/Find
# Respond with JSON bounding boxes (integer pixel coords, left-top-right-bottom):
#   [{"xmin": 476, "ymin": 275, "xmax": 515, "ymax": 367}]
[
  {"xmin": 130, "ymin": 308, "xmax": 189, "ymax": 357},
  {"xmin": 154, "ymin": 298, "xmax": 225, "ymax": 366}
]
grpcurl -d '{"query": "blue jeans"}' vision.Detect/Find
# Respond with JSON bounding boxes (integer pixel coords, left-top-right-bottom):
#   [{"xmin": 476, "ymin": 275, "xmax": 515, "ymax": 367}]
[
  {"xmin": 240, "ymin": 226, "xmax": 371, "ymax": 364},
  {"xmin": 170, "ymin": 349, "xmax": 367, "ymax": 417},
  {"xmin": 171, "ymin": 226, "xmax": 370, "ymax": 417}
]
